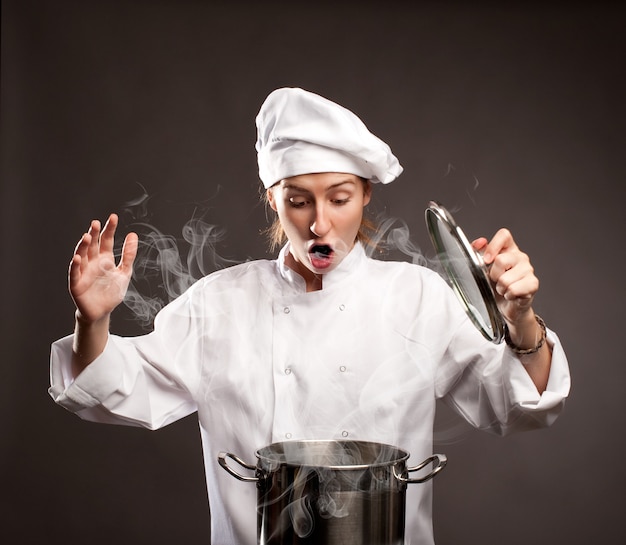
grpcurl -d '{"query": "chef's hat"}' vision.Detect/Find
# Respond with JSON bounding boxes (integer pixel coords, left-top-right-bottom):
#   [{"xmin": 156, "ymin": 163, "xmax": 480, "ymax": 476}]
[{"xmin": 255, "ymin": 87, "xmax": 403, "ymax": 189}]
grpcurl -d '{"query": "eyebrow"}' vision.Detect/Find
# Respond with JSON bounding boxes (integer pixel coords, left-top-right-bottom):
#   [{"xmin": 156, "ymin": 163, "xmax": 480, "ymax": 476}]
[{"xmin": 282, "ymin": 179, "xmax": 357, "ymax": 192}]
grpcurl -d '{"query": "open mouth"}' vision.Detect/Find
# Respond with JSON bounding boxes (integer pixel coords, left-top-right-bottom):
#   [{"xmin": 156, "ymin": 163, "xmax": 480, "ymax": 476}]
[{"xmin": 309, "ymin": 244, "xmax": 334, "ymax": 269}]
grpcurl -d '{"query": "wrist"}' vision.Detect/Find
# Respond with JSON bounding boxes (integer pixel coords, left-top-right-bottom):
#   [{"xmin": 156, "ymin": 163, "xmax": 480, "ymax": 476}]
[
  {"xmin": 72, "ymin": 311, "xmax": 110, "ymax": 376},
  {"xmin": 74, "ymin": 309, "xmax": 110, "ymax": 329},
  {"xmin": 504, "ymin": 314, "xmax": 547, "ymax": 356}
]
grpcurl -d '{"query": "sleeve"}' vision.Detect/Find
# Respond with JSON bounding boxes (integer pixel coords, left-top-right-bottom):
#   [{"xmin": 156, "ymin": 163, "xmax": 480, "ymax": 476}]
[
  {"xmin": 439, "ymin": 325, "xmax": 571, "ymax": 435},
  {"xmin": 48, "ymin": 283, "xmax": 206, "ymax": 430},
  {"xmin": 424, "ymin": 272, "xmax": 571, "ymax": 436}
]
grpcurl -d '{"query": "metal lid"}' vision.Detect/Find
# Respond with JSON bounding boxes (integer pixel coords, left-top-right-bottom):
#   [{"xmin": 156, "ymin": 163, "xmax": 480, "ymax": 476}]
[{"xmin": 425, "ymin": 201, "xmax": 505, "ymax": 343}]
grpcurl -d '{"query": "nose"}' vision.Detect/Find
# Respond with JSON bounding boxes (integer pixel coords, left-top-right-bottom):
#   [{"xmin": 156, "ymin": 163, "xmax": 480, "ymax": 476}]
[{"xmin": 310, "ymin": 203, "xmax": 331, "ymax": 237}]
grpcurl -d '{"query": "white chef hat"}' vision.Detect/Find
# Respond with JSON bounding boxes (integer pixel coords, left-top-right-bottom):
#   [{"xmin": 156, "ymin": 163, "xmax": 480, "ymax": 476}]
[{"xmin": 255, "ymin": 87, "xmax": 403, "ymax": 189}]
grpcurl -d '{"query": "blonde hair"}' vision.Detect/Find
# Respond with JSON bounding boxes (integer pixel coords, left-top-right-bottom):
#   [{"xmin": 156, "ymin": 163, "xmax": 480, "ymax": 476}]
[{"xmin": 261, "ymin": 178, "xmax": 379, "ymax": 253}]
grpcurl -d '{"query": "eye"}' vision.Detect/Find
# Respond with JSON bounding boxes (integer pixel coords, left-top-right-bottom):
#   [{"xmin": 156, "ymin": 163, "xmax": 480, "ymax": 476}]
[
  {"xmin": 288, "ymin": 197, "xmax": 308, "ymax": 208},
  {"xmin": 330, "ymin": 191, "xmax": 353, "ymax": 205}
]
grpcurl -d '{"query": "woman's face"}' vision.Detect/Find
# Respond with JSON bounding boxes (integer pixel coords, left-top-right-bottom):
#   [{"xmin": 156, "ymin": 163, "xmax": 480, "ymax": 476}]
[{"xmin": 267, "ymin": 172, "xmax": 371, "ymax": 284}]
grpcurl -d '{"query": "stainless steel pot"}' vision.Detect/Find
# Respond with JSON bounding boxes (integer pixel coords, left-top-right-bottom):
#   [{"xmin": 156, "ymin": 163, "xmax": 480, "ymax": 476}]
[{"xmin": 218, "ymin": 440, "xmax": 446, "ymax": 545}]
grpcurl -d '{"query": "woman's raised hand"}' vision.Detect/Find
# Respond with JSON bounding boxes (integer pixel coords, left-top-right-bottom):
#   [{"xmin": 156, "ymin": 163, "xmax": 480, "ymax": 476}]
[
  {"xmin": 472, "ymin": 228, "xmax": 552, "ymax": 391},
  {"xmin": 69, "ymin": 213, "xmax": 138, "ymax": 324},
  {"xmin": 471, "ymin": 228, "xmax": 538, "ymax": 326}
]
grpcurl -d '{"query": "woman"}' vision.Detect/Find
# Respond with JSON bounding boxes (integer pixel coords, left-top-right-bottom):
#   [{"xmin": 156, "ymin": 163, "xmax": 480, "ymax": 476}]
[{"xmin": 50, "ymin": 88, "xmax": 570, "ymax": 544}]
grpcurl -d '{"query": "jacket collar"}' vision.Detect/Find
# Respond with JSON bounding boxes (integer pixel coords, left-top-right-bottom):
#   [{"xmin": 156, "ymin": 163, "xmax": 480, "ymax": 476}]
[{"xmin": 276, "ymin": 241, "xmax": 366, "ymax": 292}]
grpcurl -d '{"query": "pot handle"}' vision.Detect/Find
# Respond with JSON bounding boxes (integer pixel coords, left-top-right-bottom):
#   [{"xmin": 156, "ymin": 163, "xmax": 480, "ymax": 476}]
[
  {"xmin": 218, "ymin": 451, "xmax": 260, "ymax": 483},
  {"xmin": 395, "ymin": 454, "xmax": 447, "ymax": 484}
]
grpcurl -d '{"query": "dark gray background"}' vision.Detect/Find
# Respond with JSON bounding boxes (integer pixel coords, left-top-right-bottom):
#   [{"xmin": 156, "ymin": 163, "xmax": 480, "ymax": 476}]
[{"xmin": 2, "ymin": 1, "xmax": 624, "ymax": 544}]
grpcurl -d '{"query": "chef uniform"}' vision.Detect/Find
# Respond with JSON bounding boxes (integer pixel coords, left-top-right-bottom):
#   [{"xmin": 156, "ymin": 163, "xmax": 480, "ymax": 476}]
[{"xmin": 49, "ymin": 88, "xmax": 571, "ymax": 545}]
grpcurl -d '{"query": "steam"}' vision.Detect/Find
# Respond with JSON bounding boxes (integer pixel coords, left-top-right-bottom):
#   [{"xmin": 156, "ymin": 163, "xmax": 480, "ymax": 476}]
[
  {"xmin": 117, "ymin": 189, "xmax": 238, "ymax": 329},
  {"xmin": 367, "ymin": 215, "xmax": 429, "ymax": 267},
  {"xmin": 117, "ymin": 189, "xmax": 440, "ymax": 330},
  {"xmin": 444, "ymin": 162, "xmax": 481, "ymax": 207}
]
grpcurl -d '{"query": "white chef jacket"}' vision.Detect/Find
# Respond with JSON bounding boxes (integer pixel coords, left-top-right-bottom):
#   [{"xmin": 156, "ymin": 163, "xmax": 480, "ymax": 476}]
[{"xmin": 49, "ymin": 242, "xmax": 570, "ymax": 545}]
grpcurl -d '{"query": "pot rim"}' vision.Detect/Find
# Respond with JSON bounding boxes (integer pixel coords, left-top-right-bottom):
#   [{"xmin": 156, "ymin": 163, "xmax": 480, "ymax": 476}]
[{"xmin": 254, "ymin": 439, "xmax": 410, "ymax": 471}]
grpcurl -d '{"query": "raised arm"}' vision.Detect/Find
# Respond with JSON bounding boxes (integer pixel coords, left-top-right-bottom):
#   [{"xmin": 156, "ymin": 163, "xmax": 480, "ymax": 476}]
[
  {"xmin": 472, "ymin": 229, "xmax": 551, "ymax": 393},
  {"xmin": 68, "ymin": 213, "xmax": 137, "ymax": 377}
]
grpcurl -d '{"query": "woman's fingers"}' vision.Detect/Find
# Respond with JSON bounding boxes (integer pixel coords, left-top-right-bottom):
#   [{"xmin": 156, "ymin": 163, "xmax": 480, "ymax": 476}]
[
  {"xmin": 68, "ymin": 253, "xmax": 82, "ymax": 290},
  {"xmin": 73, "ymin": 232, "xmax": 91, "ymax": 269},
  {"xmin": 73, "ymin": 214, "xmax": 119, "ymax": 265},
  {"xmin": 474, "ymin": 228, "xmax": 540, "ymax": 321},
  {"xmin": 481, "ymin": 228, "xmax": 516, "ymax": 264},
  {"xmin": 493, "ymin": 259, "xmax": 537, "ymax": 300},
  {"xmin": 99, "ymin": 213, "xmax": 118, "ymax": 255},
  {"xmin": 119, "ymin": 232, "xmax": 138, "ymax": 274},
  {"xmin": 86, "ymin": 220, "xmax": 101, "ymax": 262},
  {"xmin": 70, "ymin": 214, "xmax": 130, "ymax": 285}
]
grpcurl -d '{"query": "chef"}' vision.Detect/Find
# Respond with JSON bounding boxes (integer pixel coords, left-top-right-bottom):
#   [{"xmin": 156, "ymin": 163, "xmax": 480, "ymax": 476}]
[{"xmin": 49, "ymin": 87, "xmax": 571, "ymax": 544}]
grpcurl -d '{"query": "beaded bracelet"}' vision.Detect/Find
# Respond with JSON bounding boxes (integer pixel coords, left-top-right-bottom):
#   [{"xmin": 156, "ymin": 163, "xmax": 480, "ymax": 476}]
[{"xmin": 504, "ymin": 314, "xmax": 547, "ymax": 356}]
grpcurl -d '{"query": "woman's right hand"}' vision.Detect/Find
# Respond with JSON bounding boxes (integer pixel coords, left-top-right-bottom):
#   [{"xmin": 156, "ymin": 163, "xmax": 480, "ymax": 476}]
[{"xmin": 69, "ymin": 213, "xmax": 138, "ymax": 324}]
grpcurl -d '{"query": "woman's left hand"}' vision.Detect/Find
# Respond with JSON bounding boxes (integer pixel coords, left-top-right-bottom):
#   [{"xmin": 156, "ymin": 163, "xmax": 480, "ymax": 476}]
[
  {"xmin": 473, "ymin": 228, "xmax": 552, "ymax": 393},
  {"xmin": 471, "ymin": 228, "xmax": 538, "ymax": 326}
]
